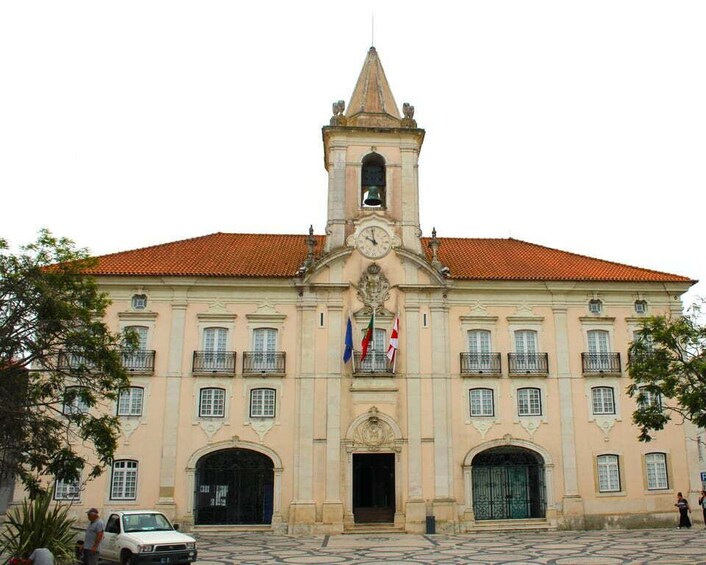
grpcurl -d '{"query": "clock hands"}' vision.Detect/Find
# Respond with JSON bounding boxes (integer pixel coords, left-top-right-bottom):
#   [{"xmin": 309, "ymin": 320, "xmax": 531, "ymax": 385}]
[{"xmin": 365, "ymin": 228, "xmax": 378, "ymax": 245}]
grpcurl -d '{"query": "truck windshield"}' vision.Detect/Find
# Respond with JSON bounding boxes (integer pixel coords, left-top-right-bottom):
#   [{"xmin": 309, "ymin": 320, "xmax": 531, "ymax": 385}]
[{"xmin": 122, "ymin": 513, "xmax": 173, "ymax": 532}]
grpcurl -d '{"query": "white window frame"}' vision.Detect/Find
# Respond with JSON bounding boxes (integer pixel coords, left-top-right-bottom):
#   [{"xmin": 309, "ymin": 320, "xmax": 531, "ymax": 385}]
[
  {"xmin": 592, "ymin": 386, "xmax": 616, "ymax": 415},
  {"xmin": 110, "ymin": 460, "xmax": 138, "ymax": 500},
  {"xmin": 638, "ymin": 386, "xmax": 662, "ymax": 409},
  {"xmin": 597, "ymin": 454, "xmax": 621, "ymax": 493},
  {"xmin": 117, "ymin": 386, "xmax": 144, "ymax": 417},
  {"xmin": 54, "ymin": 478, "xmax": 81, "ymax": 501},
  {"xmin": 199, "ymin": 387, "xmax": 226, "ymax": 418},
  {"xmin": 63, "ymin": 386, "xmax": 89, "ymax": 415},
  {"xmin": 469, "ymin": 388, "xmax": 494, "ymax": 417},
  {"xmin": 250, "ymin": 388, "xmax": 276, "ymax": 418},
  {"xmin": 645, "ymin": 452, "xmax": 669, "ymax": 490},
  {"xmin": 517, "ymin": 387, "xmax": 542, "ymax": 416},
  {"xmin": 252, "ymin": 327, "xmax": 278, "ymax": 371},
  {"xmin": 634, "ymin": 300, "xmax": 648, "ymax": 314}
]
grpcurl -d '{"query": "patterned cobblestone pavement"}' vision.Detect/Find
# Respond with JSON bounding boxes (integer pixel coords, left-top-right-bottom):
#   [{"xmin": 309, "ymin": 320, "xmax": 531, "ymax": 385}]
[{"xmin": 194, "ymin": 528, "xmax": 706, "ymax": 565}]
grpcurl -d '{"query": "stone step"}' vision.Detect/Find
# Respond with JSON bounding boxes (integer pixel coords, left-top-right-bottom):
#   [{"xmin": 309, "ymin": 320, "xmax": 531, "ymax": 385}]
[
  {"xmin": 192, "ymin": 524, "xmax": 271, "ymax": 534},
  {"xmin": 470, "ymin": 519, "xmax": 556, "ymax": 532},
  {"xmin": 344, "ymin": 523, "xmax": 405, "ymax": 534}
]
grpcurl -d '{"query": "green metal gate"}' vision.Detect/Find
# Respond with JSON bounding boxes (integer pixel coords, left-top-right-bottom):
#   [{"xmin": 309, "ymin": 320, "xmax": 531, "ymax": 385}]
[{"xmin": 472, "ymin": 447, "xmax": 546, "ymax": 520}]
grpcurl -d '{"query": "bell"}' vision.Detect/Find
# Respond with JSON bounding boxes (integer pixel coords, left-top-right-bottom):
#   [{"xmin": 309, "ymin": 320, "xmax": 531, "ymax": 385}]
[{"xmin": 364, "ymin": 186, "xmax": 383, "ymax": 206}]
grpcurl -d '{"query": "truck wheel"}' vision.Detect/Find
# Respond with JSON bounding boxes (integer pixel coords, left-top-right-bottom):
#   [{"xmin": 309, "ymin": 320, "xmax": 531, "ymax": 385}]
[{"xmin": 121, "ymin": 551, "xmax": 133, "ymax": 565}]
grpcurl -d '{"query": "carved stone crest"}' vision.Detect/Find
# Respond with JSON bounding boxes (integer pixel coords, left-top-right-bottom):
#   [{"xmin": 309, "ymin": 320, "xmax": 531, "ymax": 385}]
[
  {"xmin": 356, "ymin": 263, "xmax": 390, "ymax": 312},
  {"xmin": 353, "ymin": 407, "xmax": 395, "ymax": 451}
]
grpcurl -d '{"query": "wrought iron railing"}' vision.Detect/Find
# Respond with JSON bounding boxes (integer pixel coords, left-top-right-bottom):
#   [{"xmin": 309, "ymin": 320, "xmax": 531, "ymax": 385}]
[
  {"xmin": 192, "ymin": 351, "xmax": 236, "ymax": 375},
  {"xmin": 582, "ymin": 352, "xmax": 621, "ymax": 374},
  {"xmin": 508, "ymin": 353, "xmax": 549, "ymax": 375},
  {"xmin": 242, "ymin": 352, "xmax": 286, "ymax": 375},
  {"xmin": 58, "ymin": 351, "xmax": 93, "ymax": 371},
  {"xmin": 353, "ymin": 351, "xmax": 394, "ymax": 375},
  {"xmin": 460, "ymin": 353, "xmax": 502, "ymax": 376},
  {"xmin": 120, "ymin": 349, "xmax": 156, "ymax": 374}
]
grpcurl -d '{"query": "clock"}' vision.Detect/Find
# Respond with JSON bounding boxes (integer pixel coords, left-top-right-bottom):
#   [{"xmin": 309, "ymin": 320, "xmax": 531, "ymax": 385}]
[{"xmin": 356, "ymin": 226, "xmax": 392, "ymax": 259}]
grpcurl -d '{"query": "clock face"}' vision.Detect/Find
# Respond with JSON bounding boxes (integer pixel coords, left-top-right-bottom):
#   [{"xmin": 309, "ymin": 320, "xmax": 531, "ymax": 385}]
[{"xmin": 356, "ymin": 226, "xmax": 392, "ymax": 259}]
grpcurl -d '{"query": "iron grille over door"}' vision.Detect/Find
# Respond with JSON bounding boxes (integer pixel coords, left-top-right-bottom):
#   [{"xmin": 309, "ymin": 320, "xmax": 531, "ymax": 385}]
[{"xmin": 471, "ymin": 447, "xmax": 546, "ymax": 520}]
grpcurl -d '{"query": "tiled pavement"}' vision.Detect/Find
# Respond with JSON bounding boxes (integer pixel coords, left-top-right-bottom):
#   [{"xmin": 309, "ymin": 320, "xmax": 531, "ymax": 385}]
[{"xmin": 194, "ymin": 528, "xmax": 706, "ymax": 565}]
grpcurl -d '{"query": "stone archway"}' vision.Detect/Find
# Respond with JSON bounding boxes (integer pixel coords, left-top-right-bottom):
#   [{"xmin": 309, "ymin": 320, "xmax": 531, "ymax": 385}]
[{"xmin": 462, "ymin": 437, "xmax": 554, "ymax": 523}]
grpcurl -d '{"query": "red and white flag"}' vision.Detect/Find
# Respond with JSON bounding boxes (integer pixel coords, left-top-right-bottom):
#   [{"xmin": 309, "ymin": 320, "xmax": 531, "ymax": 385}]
[{"xmin": 386, "ymin": 315, "xmax": 399, "ymax": 364}]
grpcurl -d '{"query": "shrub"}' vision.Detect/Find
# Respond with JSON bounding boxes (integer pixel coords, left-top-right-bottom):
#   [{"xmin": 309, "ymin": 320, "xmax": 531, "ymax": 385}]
[{"xmin": 0, "ymin": 488, "xmax": 76, "ymax": 564}]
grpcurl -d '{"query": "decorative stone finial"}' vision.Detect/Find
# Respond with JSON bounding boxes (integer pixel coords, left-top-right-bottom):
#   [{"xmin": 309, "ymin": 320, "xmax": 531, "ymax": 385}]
[
  {"xmin": 401, "ymin": 102, "xmax": 417, "ymax": 128},
  {"xmin": 330, "ymin": 100, "xmax": 347, "ymax": 126}
]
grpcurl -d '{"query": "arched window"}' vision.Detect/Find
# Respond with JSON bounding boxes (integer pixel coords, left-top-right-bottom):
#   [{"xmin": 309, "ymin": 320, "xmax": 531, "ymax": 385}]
[
  {"xmin": 361, "ymin": 153, "xmax": 386, "ymax": 208},
  {"xmin": 591, "ymin": 386, "xmax": 615, "ymax": 415},
  {"xmin": 596, "ymin": 454, "xmax": 620, "ymax": 492},
  {"xmin": 645, "ymin": 452, "xmax": 668, "ymax": 490},
  {"xmin": 117, "ymin": 386, "xmax": 145, "ymax": 417},
  {"xmin": 469, "ymin": 388, "xmax": 494, "ymax": 417},
  {"xmin": 110, "ymin": 459, "xmax": 138, "ymax": 500},
  {"xmin": 199, "ymin": 387, "xmax": 226, "ymax": 418}
]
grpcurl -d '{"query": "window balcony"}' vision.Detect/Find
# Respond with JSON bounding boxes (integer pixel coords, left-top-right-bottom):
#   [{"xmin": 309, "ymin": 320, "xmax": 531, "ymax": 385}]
[
  {"xmin": 508, "ymin": 353, "xmax": 549, "ymax": 376},
  {"xmin": 582, "ymin": 352, "xmax": 621, "ymax": 375},
  {"xmin": 460, "ymin": 353, "xmax": 502, "ymax": 376},
  {"xmin": 192, "ymin": 351, "xmax": 236, "ymax": 376},
  {"xmin": 353, "ymin": 351, "xmax": 394, "ymax": 376},
  {"xmin": 242, "ymin": 352, "xmax": 286, "ymax": 375},
  {"xmin": 120, "ymin": 349, "xmax": 155, "ymax": 374},
  {"xmin": 58, "ymin": 351, "xmax": 93, "ymax": 371}
]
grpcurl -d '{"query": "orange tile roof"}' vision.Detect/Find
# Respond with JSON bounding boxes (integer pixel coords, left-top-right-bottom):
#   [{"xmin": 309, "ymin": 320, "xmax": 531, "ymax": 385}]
[{"xmin": 84, "ymin": 232, "xmax": 693, "ymax": 283}]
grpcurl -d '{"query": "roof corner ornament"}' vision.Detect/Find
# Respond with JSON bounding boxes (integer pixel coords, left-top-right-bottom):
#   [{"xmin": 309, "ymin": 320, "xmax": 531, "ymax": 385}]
[
  {"xmin": 429, "ymin": 227, "xmax": 450, "ymax": 278},
  {"xmin": 296, "ymin": 225, "xmax": 318, "ymax": 277},
  {"xmin": 330, "ymin": 100, "xmax": 347, "ymax": 126},
  {"xmin": 401, "ymin": 102, "xmax": 417, "ymax": 128}
]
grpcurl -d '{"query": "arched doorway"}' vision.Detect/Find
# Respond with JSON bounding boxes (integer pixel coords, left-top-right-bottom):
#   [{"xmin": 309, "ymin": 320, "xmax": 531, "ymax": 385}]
[
  {"xmin": 194, "ymin": 448, "xmax": 274, "ymax": 525},
  {"xmin": 471, "ymin": 446, "xmax": 546, "ymax": 520}
]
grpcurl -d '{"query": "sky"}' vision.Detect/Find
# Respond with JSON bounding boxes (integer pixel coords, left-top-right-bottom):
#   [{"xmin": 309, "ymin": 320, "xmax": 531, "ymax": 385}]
[{"xmin": 1, "ymin": 1, "xmax": 704, "ymax": 305}]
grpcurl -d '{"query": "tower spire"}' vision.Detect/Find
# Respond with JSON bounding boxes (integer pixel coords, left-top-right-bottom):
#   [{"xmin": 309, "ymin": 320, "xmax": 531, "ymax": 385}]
[{"xmin": 345, "ymin": 47, "xmax": 401, "ymax": 128}]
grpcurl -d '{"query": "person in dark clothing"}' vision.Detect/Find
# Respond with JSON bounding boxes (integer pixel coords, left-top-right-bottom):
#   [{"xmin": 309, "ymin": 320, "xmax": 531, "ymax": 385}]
[
  {"xmin": 698, "ymin": 490, "xmax": 706, "ymax": 528},
  {"xmin": 676, "ymin": 492, "xmax": 692, "ymax": 528}
]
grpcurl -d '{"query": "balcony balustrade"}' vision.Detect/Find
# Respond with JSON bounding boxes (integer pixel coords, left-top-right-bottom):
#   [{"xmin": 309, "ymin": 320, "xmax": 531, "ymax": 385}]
[
  {"xmin": 582, "ymin": 352, "xmax": 621, "ymax": 375},
  {"xmin": 58, "ymin": 351, "xmax": 93, "ymax": 371},
  {"xmin": 508, "ymin": 353, "xmax": 549, "ymax": 375},
  {"xmin": 353, "ymin": 351, "xmax": 394, "ymax": 375},
  {"xmin": 192, "ymin": 351, "xmax": 236, "ymax": 375},
  {"xmin": 242, "ymin": 352, "xmax": 286, "ymax": 375},
  {"xmin": 460, "ymin": 353, "xmax": 502, "ymax": 376},
  {"xmin": 121, "ymin": 349, "xmax": 155, "ymax": 374}
]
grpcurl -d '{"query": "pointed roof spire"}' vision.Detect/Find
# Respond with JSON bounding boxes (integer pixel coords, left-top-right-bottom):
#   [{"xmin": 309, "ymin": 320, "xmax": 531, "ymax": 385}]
[{"xmin": 345, "ymin": 47, "xmax": 402, "ymax": 128}]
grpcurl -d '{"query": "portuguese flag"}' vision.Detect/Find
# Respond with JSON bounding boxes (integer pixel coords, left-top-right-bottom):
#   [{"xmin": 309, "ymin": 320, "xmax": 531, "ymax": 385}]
[{"xmin": 360, "ymin": 313, "xmax": 375, "ymax": 362}]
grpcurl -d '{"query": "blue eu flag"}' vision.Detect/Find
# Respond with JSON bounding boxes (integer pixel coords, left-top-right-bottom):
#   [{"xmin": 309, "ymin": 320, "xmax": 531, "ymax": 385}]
[{"xmin": 343, "ymin": 317, "xmax": 353, "ymax": 363}]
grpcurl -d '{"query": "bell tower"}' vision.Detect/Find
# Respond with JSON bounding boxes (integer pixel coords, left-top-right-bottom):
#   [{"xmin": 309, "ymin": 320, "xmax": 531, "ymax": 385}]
[{"xmin": 322, "ymin": 47, "xmax": 425, "ymax": 255}]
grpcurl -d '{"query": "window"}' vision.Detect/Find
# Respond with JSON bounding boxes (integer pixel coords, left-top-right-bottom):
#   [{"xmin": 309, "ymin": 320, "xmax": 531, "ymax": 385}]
[
  {"xmin": 597, "ymin": 454, "xmax": 621, "ymax": 492},
  {"xmin": 517, "ymin": 387, "xmax": 542, "ymax": 416},
  {"xmin": 110, "ymin": 460, "xmax": 138, "ymax": 500},
  {"xmin": 638, "ymin": 386, "xmax": 662, "ymax": 409},
  {"xmin": 199, "ymin": 387, "xmax": 226, "ymax": 418},
  {"xmin": 250, "ymin": 388, "xmax": 276, "ymax": 418},
  {"xmin": 202, "ymin": 327, "xmax": 228, "ymax": 370},
  {"xmin": 252, "ymin": 328, "xmax": 278, "ymax": 370},
  {"xmin": 117, "ymin": 387, "xmax": 144, "ymax": 417},
  {"xmin": 634, "ymin": 300, "xmax": 648, "ymax": 314},
  {"xmin": 63, "ymin": 387, "xmax": 89, "ymax": 415},
  {"xmin": 131, "ymin": 294, "xmax": 147, "ymax": 310},
  {"xmin": 587, "ymin": 330, "xmax": 610, "ymax": 355},
  {"xmin": 54, "ymin": 478, "xmax": 80, "ymax": 501},
  {"xmin": 125, "ymin": 326, "xmax": 148, "ymax": 349},
  {"xmin": 359, "ymin": 327, "xmax": 387, "ymax": 371},
  {"xmin": 469, "ymin": 388, "xmax": 494, "ymax": 417},
  {"xmin": 589, "ymin": 299, "xmax": 603, "ymax": 314},
  {"xmin": 514, "ymin": 329, "xmax": 539, "ymax": 371},
  {"xmin": 361, "ymin": 153, "xmax": 386, "ymax": 207},
  {"xmin": 592, "ymin": 386, "xmax": 616, "ymax": 415},
  {"xmin": 645, "ymin": 452, "xmax": 669, "ymax": 490},
  {"xmin": 468, "ymin": 330, "xmax": 492, "ymax": 371}
]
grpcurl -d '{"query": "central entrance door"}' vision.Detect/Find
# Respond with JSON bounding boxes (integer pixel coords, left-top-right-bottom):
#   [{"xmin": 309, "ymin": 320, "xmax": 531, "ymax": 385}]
[{"xmin": 353, "ymin": 453, "xmax": 395, "ymax": 523}]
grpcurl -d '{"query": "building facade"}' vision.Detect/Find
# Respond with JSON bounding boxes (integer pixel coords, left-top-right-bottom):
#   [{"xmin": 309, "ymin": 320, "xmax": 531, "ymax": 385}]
[{"xmin": 46, "ymin": 47, "xmax": 698, "ymax": 533}]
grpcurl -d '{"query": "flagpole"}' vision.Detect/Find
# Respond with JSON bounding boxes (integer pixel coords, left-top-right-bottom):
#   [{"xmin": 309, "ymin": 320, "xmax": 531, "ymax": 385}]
[{"xmin": 392, "ymin": 311, "xmax": 398, "ymax": 373}]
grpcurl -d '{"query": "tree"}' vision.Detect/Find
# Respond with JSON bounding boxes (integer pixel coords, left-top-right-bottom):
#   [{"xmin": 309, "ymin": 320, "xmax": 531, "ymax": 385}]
[
  {"xmin": 627, "ymin": 303, "xmax": 706, "ymax": 442},
  {"xmin": 0, "ymin": 229, "xmax": 132, "ymax": 497}
]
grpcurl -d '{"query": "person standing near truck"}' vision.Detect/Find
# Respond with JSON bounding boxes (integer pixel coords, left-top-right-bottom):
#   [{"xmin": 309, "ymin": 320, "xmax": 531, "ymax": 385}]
[{"xmin": 83, "ymin": 508, "xmax": 104, "ymax": 565}]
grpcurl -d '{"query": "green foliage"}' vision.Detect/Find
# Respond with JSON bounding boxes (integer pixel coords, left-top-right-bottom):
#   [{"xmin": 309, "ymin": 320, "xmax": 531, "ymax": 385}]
[
  {"xmin": 627, "ymin": 303, "xmax": 706, "ymax": 441},
  {"xmin": 0, "ymin": 230, "xmax": 131, "ymax": 496},
  {"xmin": 0, "ymin": 488, "xmax": 77, "ymax": 563}
]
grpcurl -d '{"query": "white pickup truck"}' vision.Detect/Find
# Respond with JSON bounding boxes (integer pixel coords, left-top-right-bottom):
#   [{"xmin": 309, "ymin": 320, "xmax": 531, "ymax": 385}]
[{"xmin": 99, "ymin": 510, "xmax": 197, "ymax": 565}]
